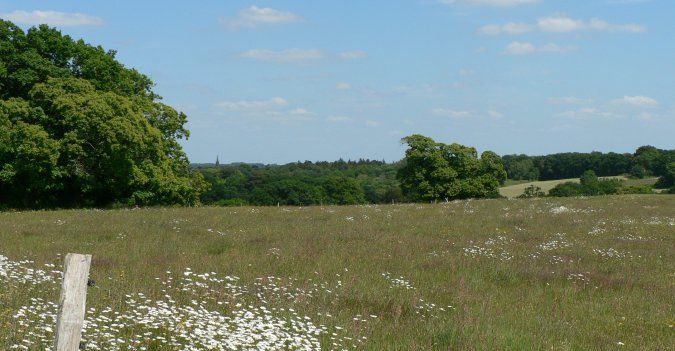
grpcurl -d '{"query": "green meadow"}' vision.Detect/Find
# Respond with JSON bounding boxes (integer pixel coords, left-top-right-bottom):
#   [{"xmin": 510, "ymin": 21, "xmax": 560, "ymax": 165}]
[{"xmin": 1, "ymin": 195, "xmax": 673, "ymax": 350}]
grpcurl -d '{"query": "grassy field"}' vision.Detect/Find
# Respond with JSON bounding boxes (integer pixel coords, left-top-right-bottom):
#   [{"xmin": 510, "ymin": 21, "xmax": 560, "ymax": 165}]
[
  {"xmin": 499, "ymin": 177, "xmax": 660, "ymax": 198},
  {"xmin": 1, "ymin": 195, "xmax": 674, "ymax": 350}
]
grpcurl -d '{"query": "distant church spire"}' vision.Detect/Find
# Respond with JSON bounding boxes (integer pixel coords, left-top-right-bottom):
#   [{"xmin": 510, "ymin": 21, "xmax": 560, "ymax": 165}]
[{"xmin": 215, "ymin": 155, "xmax": 220, "ymax": 166}]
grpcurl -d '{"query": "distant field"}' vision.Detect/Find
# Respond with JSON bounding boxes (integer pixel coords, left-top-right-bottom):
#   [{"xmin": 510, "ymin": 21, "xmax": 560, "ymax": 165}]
[
  {"xmin": 499, "ymin": 176, "xmax": 659, "ymax": 198},
  {"xmin": 1, "ymin": 195, "xmax": 673, "ymax": 350}
]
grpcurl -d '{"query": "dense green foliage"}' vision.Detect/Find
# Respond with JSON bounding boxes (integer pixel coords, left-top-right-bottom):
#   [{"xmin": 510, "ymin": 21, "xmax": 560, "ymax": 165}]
[
  {"xmin": 0, "ymin": 20, "xmax": 204, "ymax": 208},
  {"xmin": 397, "ymin": 134, "xmax": 506, "ymax": 201},
  {"xmin": 518, "ymin": 185, "xmax": 545, "ymax": 198},
  {"xmin": 197, "ymin": 160, "xmax": 401, "ymax": 206},
  {"xmin": 548, "ymin": 170, "xmax": 652, "ymax": 197},
  {"xmin": 502, "ymin": 147, "xmax": 675, "ymax": 185}
]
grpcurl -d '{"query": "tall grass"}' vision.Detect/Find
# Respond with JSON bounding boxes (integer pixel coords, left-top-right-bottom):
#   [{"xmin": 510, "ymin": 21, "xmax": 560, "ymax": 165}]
[{"xmin": 1, "ymin": 195, "xmax": 673, "ymax": 350}]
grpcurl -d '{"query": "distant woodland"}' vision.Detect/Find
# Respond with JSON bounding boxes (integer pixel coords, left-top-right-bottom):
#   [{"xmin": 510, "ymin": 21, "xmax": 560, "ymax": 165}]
[{"xmin": 197, "ymin": 144, "xmax": 674, "ymax": 206}]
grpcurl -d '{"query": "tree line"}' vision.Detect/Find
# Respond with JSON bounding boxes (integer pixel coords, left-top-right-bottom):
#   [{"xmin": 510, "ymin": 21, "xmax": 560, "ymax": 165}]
[
  {"xmin": 197, "ymin": 134, "xmax": 509, "ymax": 206},
  {"xmin": 197, "ymin": 141, "xmax": 675, "ymax": 206},
  {"xmin": 502, "ymin": 146, "xmax": 674, "ymax": 182},
  {"xmin": 197, "ymin": 160, "xmax": 402, "ymax": 206}
]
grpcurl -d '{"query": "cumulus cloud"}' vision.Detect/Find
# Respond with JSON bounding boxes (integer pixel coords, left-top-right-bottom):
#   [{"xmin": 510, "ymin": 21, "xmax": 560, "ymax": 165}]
[
  {"xmin": 482, "ymin": 16, "xmax": 645, "ymax": 35},
  {"xmin": 559, "ymin": 108, "xmax": 615, "ymax": 119},
  {"xmin": 0, "ymin": 10, "xmax": 103, "ymax": 26},
  {"xmin": 458, "ymin": 69, "xmax": 475, "ymax": 76},
  {"xmin": 240, "ymin": 49, "xmax": 325, "ymax": 63},
  {"xmin": 539, "ymin": 43, "xmax": 576, "ymax": 53},
  {"xmin": 613, "ymin": 95, "xmax": 658, "ymax": 106},
  {"xmin": 537, "ymin": 15, "xmax": 585, "ymax": 33},
  {"xmin": 221, "ymin": 6, "xmax": 301, "ymax": 28},
  {"xmin": 215, "ymin": 97, "xmax": 288, "ymax": 111},
  {"xmin": 338, "ymin": 50, "xmax": 368, "ymax": 60},
  {"xmin": 537, "ymin": 15, "xmax": 645, "ymax": 33},
  {"xmin": 440, "ymin": 0, "xmax": 539, "ymax": 7},
  {"xmin": 504, "ymin": 41, "xmax": 576, "ymax": 55},
  {"xmin": 215, "ymin": 97, "xmax": 316, "ymax": 123},
  {"xmin": 548, "ymin": 96, "xmax": 594, "ymax": 105},
  {"xmin": 326, "ymin": 116, "xmax": 354, "ymax": 123},
  {"xmin": 504, "ymin": 41, "xmax": 536, "ymax": 55},
  {"xmin": 587, "ymin": 18, "xmax": 645, "ymax": 32},
  {"xmin": 432, "ymin": 108, "xmax": 474, "ymax": 118},
  {"xmin": 488, "ymin": 110, "xmax": 504, "ymax": 118},
  {"xmin": 479, "ymin": 22, "xmax": 531, "ymax": 35},
  {"xmin": 336, "ymin": 82, "xmax": 351, "ymax": 90}
]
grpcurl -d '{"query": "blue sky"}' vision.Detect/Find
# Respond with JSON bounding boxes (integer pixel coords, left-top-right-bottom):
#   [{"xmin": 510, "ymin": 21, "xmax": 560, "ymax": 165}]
[{"xmin": 1, "ymin": 0, "xmax": 673, "ymax": 163}]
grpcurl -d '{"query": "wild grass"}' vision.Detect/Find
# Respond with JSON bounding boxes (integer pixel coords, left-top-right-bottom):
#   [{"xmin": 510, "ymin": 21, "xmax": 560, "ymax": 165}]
[{"xmin": 1, "ymin": 195, "xmax": 673, "ymax": 350}]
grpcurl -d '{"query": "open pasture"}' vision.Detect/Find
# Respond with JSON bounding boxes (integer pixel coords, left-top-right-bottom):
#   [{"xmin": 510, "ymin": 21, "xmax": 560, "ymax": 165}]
[
  {"xmin": 1, "ymin": 195, "xmax": 673, "ymax": 350},
  {"xmin": 498, "ymin": 177, "xmax": 660, "ymax": 198}
]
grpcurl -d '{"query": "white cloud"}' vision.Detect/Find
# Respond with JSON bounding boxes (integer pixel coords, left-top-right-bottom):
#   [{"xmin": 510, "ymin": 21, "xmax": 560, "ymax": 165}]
[
  {"xmin": 548, "ymin": 96, "xmax": 594, "ymax": 105},
  {"xmin": 215, "ymin": 97, "xmax": 288, "ymax": 111},
  {"xmin": 559, "ymin": 108, "xmax": 615, "ymax": 119},
  {"xmin": 440, "ymin": 0, "xmax": 539, "ymax": 7},
  {"xmin": 458, "ymin": 69, "xmax": 475, "ymax": 76},
  {"xmin": 537, "ymin": 15, "xmax": 585, "ymax": 33},
  {"xmin": 538, "ymin": 15, "xmax": 645, "ymax": 33},
  {"xmin": 326, "ymin": 116, "xmax": 354, "ymax": 123},
  {"xmin": 479, "ymin": 22, "xmax": 531, "ymax": 35},
  {"xmin": 0, "ymin": 10, "xmax": 103, "ymax": 27},
  {"xmin": 588, "ymin": 18, "xmax": 646, "ymax": 33},
  {"xmin": 287, "ymin": 108, "xmax": 314, "ymax": 121},
  {"xmin": 339, "ymin": 50, "xmax": 368, "ymax": 60},
  {"xmin": 221, "ymin": 6, "xmax": 301, "ymax": 28},
  {"xmin": 504, "ymin": 41, "xmax": 576, "ymax": 55},
  {"xmin": 607, "ymin": 0, "xmax": 652, "ymax": 3},
  {"xmin": 336, "ymin": 82, "xmax": 351, "ymax": 90},
  {"xmin": 614, "ymin": 95, "xmax": 658, "ymax": 106},
  {"xmin": 215, "ymin": 97, "xmax": 317, "ymax": 123},
  {"xmin": 432, "ymin": 108, "xmax": 474, "ymax": 118},
  {"xmin": 638, "ymin": 112, "xmax": 659, "ymax": 121},
  {"xmin": 539, "ymin": 43, "xmax": 577, "ymax": 53},
  {"xmin": 504, "ymin": 41, "xmax": 536, "ymax": 55},
  {"xmin": 290, "ymin": 108, "xmax": 312, "ymax": 115},
  {"xmin": 488, "ymin": 110, "xmax": 504, "ymax": 118},
  {"xmin": 240, "ymin": 49, "xmax": 324, "ymax": 63}
]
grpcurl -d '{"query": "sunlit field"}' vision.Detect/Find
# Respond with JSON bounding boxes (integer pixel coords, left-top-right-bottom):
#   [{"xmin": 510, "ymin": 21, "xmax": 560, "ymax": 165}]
[
  {"xmin": 499, "ymin": 177, "xmax": 660, "ymax": 198},
  {"xmin": 1, "ymin": 195, "xmax": 673, "ymax": 350}
]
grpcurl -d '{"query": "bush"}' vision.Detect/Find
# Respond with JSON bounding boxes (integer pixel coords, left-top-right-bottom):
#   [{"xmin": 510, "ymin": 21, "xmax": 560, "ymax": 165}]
[
  {"xmin": 654, "ymin": 162, "xmax": 675, "ymax": 189},
  {"xmin": 548, "ymin": 182, "xmax": 584, "ymax": 197},
  {"xmin": 215, "ymin": 198, "xmax": 248, "ymax": 207},
  {"xmin": 518, "ymin": 185, "xmax": 545, "ymax": 198},
  {"xmin": 549, "ymin": 170, "xmax": 623, "ymax": 197},
  {"xmin": 629, "ymin": 165, "xmax": 646, "ymax": 179},
  {"xmin": 618, "ymin": 185, "xmax": 653, "ymax": 194}
]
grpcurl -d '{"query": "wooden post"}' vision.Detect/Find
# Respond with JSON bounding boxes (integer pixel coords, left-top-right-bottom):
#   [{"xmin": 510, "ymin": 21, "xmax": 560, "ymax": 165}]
[{"xmin": 54, "ymin": 253, "xmax": 92, "ymax": 351}]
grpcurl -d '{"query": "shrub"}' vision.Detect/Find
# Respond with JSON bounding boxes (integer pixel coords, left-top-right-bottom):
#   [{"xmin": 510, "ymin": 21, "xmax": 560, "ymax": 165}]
[
  {"xmin": 518, "ymin": 185, "xmax": 545, "ymax": 198},
  {"xmin": 548, "ymin": 182, "xmax": 584, "ymax": 197},
  {"xmin": 618, "ymin": 185, "xmax": 653, "ymax": 194}
]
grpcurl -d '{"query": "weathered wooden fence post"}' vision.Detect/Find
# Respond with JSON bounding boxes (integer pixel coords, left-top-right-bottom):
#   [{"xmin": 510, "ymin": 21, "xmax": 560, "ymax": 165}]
[{"xmin": 54, "ymin": 253, "xmax": 92, "ymax": 351}]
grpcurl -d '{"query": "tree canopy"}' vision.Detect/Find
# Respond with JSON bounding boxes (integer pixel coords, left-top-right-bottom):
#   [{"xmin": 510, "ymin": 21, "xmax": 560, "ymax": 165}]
[
  {"xmin": 0, "ymin": 20, "xmax": 205, "ymax": 208},
  {"xmin": 396, "ymin": 134, "xmax": 506, "ymax": 201},
  {"xmin": 197, "ymin": 159, "xmax": 399, "ymax": 206}
]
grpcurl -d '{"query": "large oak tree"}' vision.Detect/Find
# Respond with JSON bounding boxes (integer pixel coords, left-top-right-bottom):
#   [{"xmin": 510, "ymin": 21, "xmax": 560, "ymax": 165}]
[
  {"xmin": 397, "ymin": 134, "xmax": 506, "ymax": 201},
  {"xmin": 0, "ymin": 20, "xmax": 205, "ymax": 208}
]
